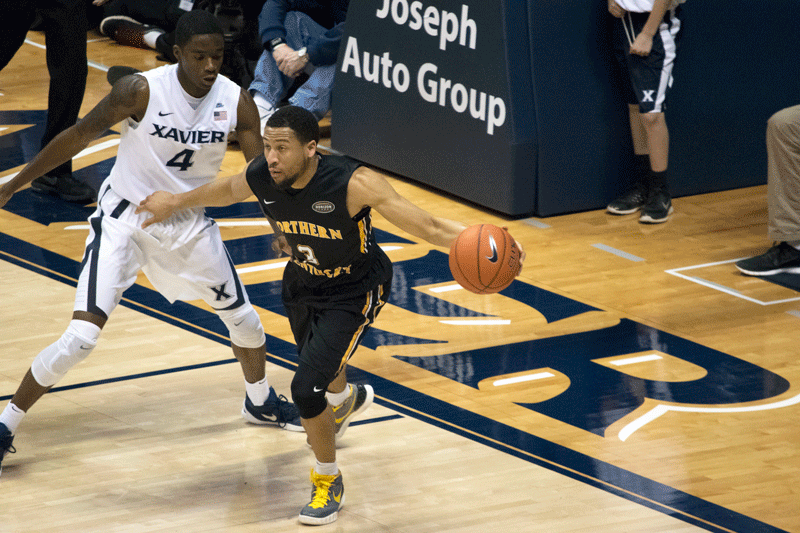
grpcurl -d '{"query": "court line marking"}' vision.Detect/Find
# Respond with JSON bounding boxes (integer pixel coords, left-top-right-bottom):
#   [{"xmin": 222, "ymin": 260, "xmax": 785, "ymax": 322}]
[
  {"xmin": 666, "ymin": 258, "xmax": 800, "ymax": 305},
  {"xmin": 25, "ymin": 38, "xmax": 109, "ymax": 72},
  {"xmin": 439, "ymin": 319, "xmax": 510, "ymax": 326},
  {"xmin": 317, "ymin": 143, "xmax": 343, "ymax": 155},
  {"xmin": 618, "ymin": 392, "xmax": 800, "ymax": 441},
  {"xmin": 523, "ymin": 218, "xmax": 550, "ymax": 229},
  {"xmin": 23, "ymin": 38, "xmax": 46, "ymax": 50},
  {"xmin": 1, "ymin": 138, "xmax": 120, "ymax": 185},
  {"xmin": 592, "ymin": 243, "xmax": 645, "ymax": 262},
  {"xmin": 430, "ymin": 283, "xmax": 462, "ymax": 293},
  {"xmin": 610, "ymin": 353, "xmax": 662, "ymax": 366},
  {"xmin": 494, "ymin": 372, "xmax": 554, "ymax": 386},
  {"xmin": 0, "ymin": 240, "xmax": 773, "ymax": 533},
  {"xmin": 237, "ymin": 261, "xmax": 288, "ymax": 274},
  {"xmin": 379, "ymin": 395, "xmax": 745, "ymax": 533}
]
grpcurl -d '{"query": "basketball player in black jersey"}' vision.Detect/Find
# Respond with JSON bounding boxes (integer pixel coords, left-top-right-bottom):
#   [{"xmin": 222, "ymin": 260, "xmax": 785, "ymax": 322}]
[{"xmin": 136, "ymin": 105, "xmax": 526, "ymax": 525}]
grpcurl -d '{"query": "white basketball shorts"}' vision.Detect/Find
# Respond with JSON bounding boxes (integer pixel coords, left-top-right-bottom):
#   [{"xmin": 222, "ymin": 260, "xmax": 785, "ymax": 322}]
[{"xmin": 74, "ymin": 181, "xmax": 250, "ymax": 319}]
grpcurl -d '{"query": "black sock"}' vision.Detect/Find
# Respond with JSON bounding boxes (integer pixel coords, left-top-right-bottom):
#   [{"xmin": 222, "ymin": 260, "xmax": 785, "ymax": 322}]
[
  {"xmin": 647, "ymin": 170, "xmax": 668, "ymax": 191},
  {"xmin": 634, "ymin": 154, "xmax": 650, "ymax": 179}
]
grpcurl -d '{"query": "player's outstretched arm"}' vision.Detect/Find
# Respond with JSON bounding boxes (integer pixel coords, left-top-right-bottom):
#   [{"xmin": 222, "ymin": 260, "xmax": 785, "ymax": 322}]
[
  {"xmin": 136, "ymin": 166, "xmax": 255, "ymax": 228},
  {"xmin": 0, "ymin": 74, "xmax": 148, "ymax": 208},
  {"xmin": 235, "ymin": 88, "xmax": 265, "ymax": 162},
  {"xmin": 348, "ymin": 167, "xmax": 526, "ymax": 268},
  {"xmin": 347, "ymin": 167, "xmax": 467, "ymax": 248}
]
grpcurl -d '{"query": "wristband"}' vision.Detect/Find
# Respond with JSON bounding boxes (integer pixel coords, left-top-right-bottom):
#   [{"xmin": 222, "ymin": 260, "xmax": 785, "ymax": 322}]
[{"xmin": 268, "ymin": 37, "xmax": 286, "ymax": 51}]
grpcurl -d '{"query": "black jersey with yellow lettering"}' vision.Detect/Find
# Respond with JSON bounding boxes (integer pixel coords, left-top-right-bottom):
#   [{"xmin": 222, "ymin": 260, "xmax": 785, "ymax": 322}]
[{"xmin": 245, "ymin": 153, "xmax": 392, "ymax": 304}]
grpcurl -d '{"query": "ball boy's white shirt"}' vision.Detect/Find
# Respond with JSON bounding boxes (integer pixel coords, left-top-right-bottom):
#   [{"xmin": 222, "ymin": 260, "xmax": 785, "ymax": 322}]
[{"xmin": 613, "ymin": 0, "xmax": 684, "ymax": 13}]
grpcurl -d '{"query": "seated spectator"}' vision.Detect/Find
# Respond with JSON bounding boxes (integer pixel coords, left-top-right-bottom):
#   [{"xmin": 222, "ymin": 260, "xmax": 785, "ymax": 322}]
[
  {"xmin": 97, "ymin": 0, "xmax": 184, "ymax": 52},
  {"xmin": 250, "ymin": 0, "xmax": 348, "ymax": 132},
  {"xmin": 99, "ymin": 0, "xmax": 263, "ymax": 87},
  {"xmin": 736, "ymin": 105, "xmax": 800, "ymax": 276}
]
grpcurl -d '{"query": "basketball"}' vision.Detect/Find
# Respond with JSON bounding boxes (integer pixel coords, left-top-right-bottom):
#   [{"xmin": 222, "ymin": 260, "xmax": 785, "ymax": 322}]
[{"xmin": 449, "ymin": 224, "xmax": 521, "ymax": 294}]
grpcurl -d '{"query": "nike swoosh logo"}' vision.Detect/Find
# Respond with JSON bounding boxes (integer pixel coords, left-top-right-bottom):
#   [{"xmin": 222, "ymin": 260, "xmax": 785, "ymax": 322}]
[
  {"xmin": 332, "ymin": 488, "xmax": 343, "ymax": 503},
  {"xmin": 263, "ymin": 200, "xmax": 276, "ymax": 205},
  {"xmin": 313, "ymin": 386, "xmax": 324, "ymax": 393},
  {"xmin": 233, "ymin": 320, "xmax": 244, "ymax": 327},
  {"xmin": 486, "ymin": 236, "xmax": 499, "ymax": 263},
  {"xmin": 158, "ymin": 111, "xmax": 174, "ymax": 116},
  {"xmin": 79, "ymin": 344, "xmax": 92, "ymax": 350},
  {"xmin": 661, "ymin": 201, "xmax": 670, "ymax": 209}
]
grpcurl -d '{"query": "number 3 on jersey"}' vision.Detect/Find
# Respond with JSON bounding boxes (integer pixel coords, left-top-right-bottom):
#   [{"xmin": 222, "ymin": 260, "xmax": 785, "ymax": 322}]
[
  {"xmin": 166, "ymin": 149, "xmax": 195, "ymax": 171},
  {"xmin": 297, "ymin": 245, "xmax": 319, "ymax": 265}
]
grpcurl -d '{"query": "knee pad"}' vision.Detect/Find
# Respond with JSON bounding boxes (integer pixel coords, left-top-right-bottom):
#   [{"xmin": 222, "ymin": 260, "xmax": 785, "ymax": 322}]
[
  {"xmin": 290, "ymin": 364, "xmax": 328, "ymax": 419},
  {"xmin": 218, "ymin": 303, "xmax": 266, "ymax": 349},
  {"xmin": 31, "ymin": 320, "xmax": 101, "ymax": 387}
]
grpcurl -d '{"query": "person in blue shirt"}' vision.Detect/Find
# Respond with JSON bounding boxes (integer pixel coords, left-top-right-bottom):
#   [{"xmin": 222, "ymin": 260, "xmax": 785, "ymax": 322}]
[{"xmin": 249, "ymin": 0, "xmax": 349, "ymax": 131}]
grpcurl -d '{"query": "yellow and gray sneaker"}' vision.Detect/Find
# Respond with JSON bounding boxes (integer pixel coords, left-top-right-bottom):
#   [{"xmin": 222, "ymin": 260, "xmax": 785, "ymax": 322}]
[
  {"xmin": 333, "ymin": 383, "xmax": 374, "ymax": 439},
  {"xmin": 299, "ymin": 468, "xmax": 345, "ymax": 525}
]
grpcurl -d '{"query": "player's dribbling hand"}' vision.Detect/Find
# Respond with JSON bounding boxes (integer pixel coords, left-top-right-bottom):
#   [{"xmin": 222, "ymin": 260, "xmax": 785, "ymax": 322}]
[
  {"xmin": 135, "ymin": 191, "xmax": 178, "ymax": 229},
  {"xmin": 502, "ymin": 226, "xmax": 526, "ymax": 273}
]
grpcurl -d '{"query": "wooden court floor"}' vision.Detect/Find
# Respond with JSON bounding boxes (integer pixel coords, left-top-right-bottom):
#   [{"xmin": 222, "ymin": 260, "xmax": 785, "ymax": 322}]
[{"xmin": 1, "ymin": 29, "xmax": 798, "ymax": 533}]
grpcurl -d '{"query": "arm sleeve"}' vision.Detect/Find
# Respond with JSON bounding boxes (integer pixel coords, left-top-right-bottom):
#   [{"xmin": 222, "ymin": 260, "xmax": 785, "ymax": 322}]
[
  {"xmin": 306, "ymin": 21, "xmax": 345, "ymax": 66},
  {"xmin": 258, "ymin": 0, "xmax": 292, "ymax": 46}
]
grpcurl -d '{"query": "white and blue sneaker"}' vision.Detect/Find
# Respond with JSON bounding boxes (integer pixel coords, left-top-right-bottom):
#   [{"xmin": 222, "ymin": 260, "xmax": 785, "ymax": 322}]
[
  {"xmin": 242, "ymin": 387, "xmax": 304, "ymax": 432},
  {"xmin": 0, "ymin": 423, "xmax": 15, "ymax": 477}
]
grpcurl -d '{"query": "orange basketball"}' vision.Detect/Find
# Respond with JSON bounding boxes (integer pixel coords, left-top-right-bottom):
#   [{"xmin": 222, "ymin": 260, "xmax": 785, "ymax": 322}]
[{"xmin": 449, "ymin": 224, "xmax": 521, "ymax": 295}]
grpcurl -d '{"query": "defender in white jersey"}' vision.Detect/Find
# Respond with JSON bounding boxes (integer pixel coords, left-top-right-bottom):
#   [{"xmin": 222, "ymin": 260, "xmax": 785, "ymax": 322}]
[{"xmin": 0, "ymin": 11, "xmax": 303, "ymax": 476}]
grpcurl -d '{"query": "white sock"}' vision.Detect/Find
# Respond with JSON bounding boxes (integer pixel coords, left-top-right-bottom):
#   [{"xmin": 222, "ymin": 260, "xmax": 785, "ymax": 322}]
[
  {"xmin": 252, "ymin": 91, "xmax": 275, "ymax": 133},
  {"xmin": 326, "ymin": 384, "xmax": 351, "ymax": 407},
  {"xmin": 315, "ymin": 460, "xmax": 339, "ymax": 476},
  {"xmin": 142, "ymin": 29, "xmax": 165, "ymax": 49},
  {"xmin": 245, "ymin": 376, "xmax": 270, "ymax": 406},
  {"xmin": 0, "ymin": 403, "xmax": 26, "ymax": 434}
]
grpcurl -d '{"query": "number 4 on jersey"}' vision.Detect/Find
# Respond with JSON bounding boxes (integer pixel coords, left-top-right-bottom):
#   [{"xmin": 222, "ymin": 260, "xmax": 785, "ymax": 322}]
[{"xmin": 166, "ymin": 149, "xmax": 195, "ymax": 171}]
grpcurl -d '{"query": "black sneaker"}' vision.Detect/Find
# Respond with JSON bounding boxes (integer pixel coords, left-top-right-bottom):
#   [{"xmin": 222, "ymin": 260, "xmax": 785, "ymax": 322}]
[
  {"xmin": 607, "ymin": 183, "xmax": 648, "ymax": 215},
  {"xmin": 735, "ymin": 242, "xmax": 800, "ymax": 276},
  {"xmin": 107, "ymin": 65, "xmax": 141, "ymax": 86},
  {"xmin": 30, "ymin": 175, "xmax": 96, "ymax": 204},
  {"xmin": 99, "ymin": 15, "xmax": 140, "ymax": 36},
  {"xmin": 242, "ymin": 387, "xmax": 304, "ymax": 431},
  {"xmin": 0, "ymin": 423, "xmax": 15, "ymax": 477},
  {"xmin": 639, "ymin": 187, "xmax": 673, "ymax": 224},
  {"xmin": 100, "ymin": 16, "xmax": 163, "ymax": 49}
]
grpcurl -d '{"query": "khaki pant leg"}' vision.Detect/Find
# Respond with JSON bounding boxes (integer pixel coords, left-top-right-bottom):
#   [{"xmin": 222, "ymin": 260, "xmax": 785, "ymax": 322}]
[{"xmin": 767, "ymin": 105, "xmax": 800, "ymax": 242}]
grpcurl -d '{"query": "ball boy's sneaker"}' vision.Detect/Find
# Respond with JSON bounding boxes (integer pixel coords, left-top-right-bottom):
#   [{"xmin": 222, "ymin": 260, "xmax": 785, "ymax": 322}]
[
  {"xmin": 639, "ymin": 187, "xmax": 673, "ymax": 224},
  {"xmin": 607, "ymin": 183, "xmax": 648, "ymax": 215}
]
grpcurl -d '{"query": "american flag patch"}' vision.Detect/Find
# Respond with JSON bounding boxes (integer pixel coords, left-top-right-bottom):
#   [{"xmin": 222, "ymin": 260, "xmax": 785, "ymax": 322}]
[{"xmin": 214, "ymin": 110, "xmax": 227, "ymax": 121}]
